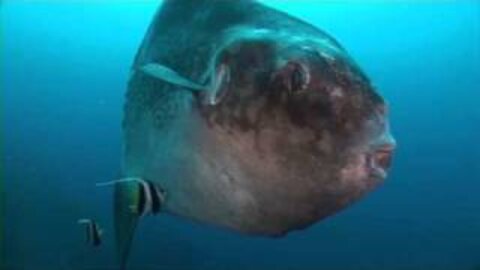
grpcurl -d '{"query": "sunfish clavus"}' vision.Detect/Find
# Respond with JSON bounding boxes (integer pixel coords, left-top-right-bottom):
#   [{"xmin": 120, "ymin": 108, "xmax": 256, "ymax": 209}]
[{"xmin": 115, "ymin": 0, "xmax": 396, "ymax": 268}]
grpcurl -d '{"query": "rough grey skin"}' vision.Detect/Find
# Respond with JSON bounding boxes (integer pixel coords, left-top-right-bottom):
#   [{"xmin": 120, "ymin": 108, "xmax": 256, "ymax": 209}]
[{"xmin": 120, "ymin": 0, "xmax": 395, "ymax": 249}]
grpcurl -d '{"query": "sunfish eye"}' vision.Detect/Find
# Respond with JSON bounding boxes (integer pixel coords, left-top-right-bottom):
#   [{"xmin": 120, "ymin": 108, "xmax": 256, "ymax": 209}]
[{"xmin": 289, "ymin": 63, "xmax": 309, "ymax": 94}]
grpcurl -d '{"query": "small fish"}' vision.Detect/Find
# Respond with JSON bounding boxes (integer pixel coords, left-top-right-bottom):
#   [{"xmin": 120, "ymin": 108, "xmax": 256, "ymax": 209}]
[
  {"xmin": 96, "ymin": 178, "xmax": 166, "ymax": 217},
  {"xmin": 77, "ymin": 219, "xmax": 103, "ymax": 247}
]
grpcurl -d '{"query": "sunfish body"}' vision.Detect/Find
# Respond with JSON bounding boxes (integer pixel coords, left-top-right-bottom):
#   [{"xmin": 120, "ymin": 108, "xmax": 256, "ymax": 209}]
[{"xmin": 116, "ymin": 0, "xmax": 396, "ymax": 267}]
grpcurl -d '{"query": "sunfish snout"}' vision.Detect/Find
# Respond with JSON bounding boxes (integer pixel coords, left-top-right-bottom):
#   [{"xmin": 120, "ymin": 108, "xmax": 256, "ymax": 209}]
[{"xmin": 368, "ymin": 105, "xmax": 396, "ymax": 179}]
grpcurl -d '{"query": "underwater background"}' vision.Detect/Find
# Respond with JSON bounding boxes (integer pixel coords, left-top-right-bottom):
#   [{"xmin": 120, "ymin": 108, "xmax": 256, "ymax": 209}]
[{"xmin": 2, "ymin": 1, "xmax": 479, "ymax": 269}]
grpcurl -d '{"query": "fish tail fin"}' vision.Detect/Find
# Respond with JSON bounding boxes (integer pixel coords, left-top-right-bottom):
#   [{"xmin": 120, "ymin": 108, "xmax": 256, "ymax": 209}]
[{"xmin": 114, "ymin": 181, "xmax": 140, "ymax": 270}]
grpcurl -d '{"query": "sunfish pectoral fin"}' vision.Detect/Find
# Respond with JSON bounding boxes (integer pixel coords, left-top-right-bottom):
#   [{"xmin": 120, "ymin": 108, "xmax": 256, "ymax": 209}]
[
  {"xmin": 114, "ymin": 181, "xmax": 140, "ymax": 270},
  {"xmin": 139, "ymin": 62, "xmax": 232, "ymax": 106},
  {"xmin": 203, "ymin": 63, "xmax": 231, "ymax": 106},
  {"xmin": 139, "ymin": 63, "xmax": 206, "ymax": 91}
]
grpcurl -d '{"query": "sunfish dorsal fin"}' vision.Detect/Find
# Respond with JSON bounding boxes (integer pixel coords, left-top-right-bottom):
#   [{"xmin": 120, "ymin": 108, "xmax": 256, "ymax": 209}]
[
  {"xmin": 139, "ymin": 63, "xmax": 205, "ymax": 91},
  {"xmin": 114, "ymin": 180, "xmax": 141, "ymax": 270}
]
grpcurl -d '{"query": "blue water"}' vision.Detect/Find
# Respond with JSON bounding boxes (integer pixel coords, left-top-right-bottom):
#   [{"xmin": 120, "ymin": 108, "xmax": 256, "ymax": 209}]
[{"xmin": 3, "ymin": 1, "xmax": 479, "ymax": 269}]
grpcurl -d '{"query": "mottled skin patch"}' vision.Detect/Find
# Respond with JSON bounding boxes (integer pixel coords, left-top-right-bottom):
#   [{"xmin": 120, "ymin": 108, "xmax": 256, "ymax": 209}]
[
  {"xmin": 192, "ymin": 39, "xmax": 390, "ymax": 234},
  {"xmin": 122, "ymin": 0, "xmax": 395, "ymax": 237}
]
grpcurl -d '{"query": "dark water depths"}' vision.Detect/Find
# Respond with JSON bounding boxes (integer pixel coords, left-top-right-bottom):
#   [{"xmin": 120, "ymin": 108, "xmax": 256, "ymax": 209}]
[{"xmin": 2, "ymin": 1, "xmax": 479, "ymax": 269}]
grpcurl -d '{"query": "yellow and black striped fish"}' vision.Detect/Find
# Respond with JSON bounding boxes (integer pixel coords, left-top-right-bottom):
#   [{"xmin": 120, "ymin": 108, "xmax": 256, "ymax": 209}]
[{"xmin": 96, "ymin": 177, "xmax": 166, "ymax": 217}]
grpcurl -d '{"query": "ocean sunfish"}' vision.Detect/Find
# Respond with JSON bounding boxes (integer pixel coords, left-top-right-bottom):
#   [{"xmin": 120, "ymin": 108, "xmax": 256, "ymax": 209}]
[{"xmin": 115, "ymin": 0, "xmax": 396, "ymax": 267}]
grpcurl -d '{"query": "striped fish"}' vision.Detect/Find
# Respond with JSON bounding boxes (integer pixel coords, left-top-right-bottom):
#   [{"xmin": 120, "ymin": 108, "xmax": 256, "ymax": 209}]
[
  {"xmin": 78, "ymin": 219, "xmax": 103, "ymax": 247},
  {"xmin": 96, "ymin": 178, "xmax": 166, "ymax": 217}
]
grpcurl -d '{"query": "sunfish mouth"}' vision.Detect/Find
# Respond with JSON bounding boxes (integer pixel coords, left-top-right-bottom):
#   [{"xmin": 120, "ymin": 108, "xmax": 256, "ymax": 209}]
[{"xmin": 368, "ymin": 144, "xmax": 395, "ymax": 179}]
